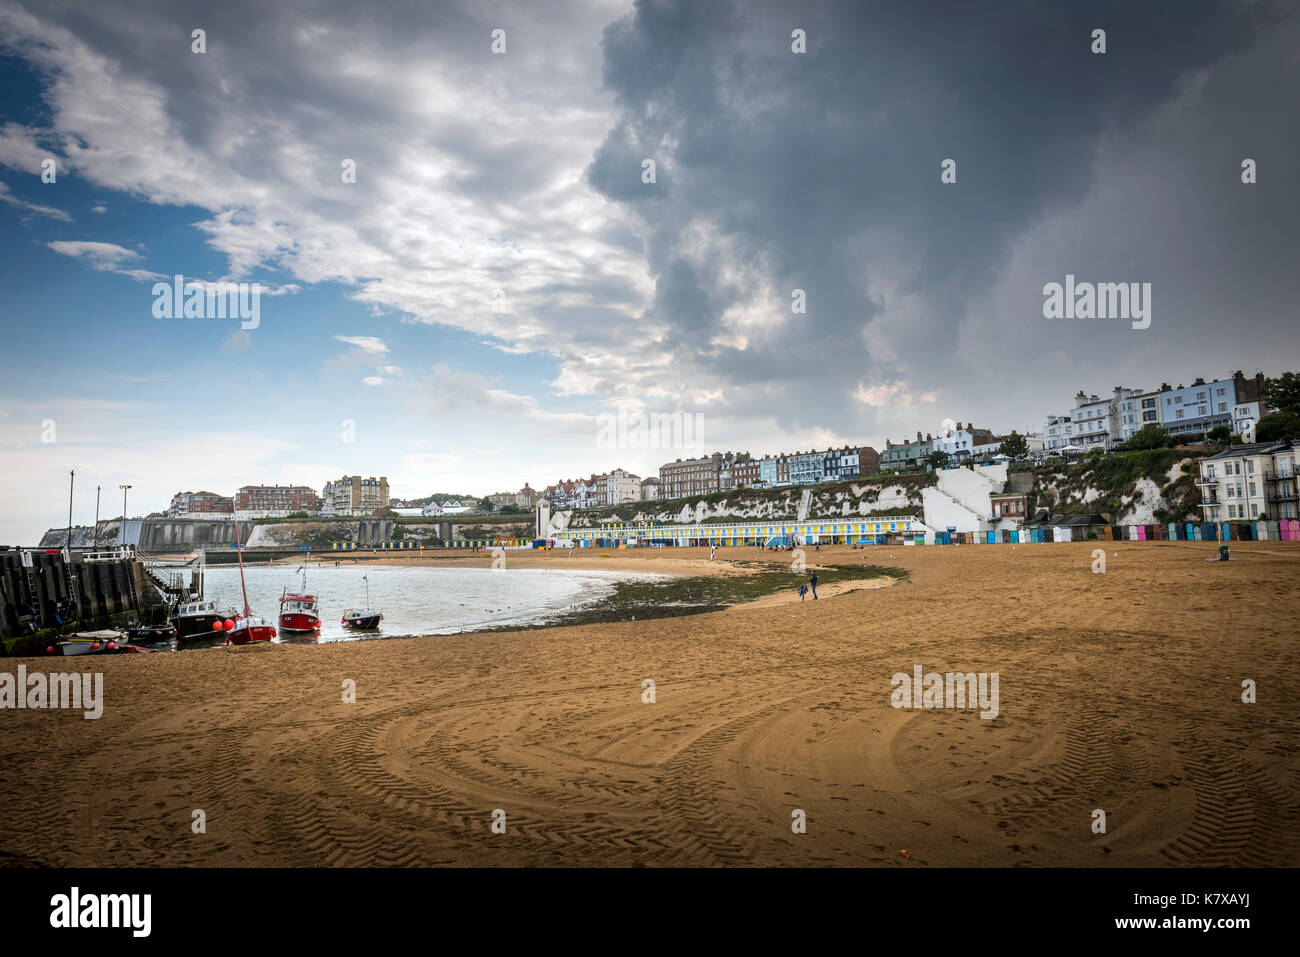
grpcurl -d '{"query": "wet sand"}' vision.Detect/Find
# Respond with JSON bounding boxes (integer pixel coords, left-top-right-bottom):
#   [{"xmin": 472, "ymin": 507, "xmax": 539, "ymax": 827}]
[{"xmin": 1, "ymin": 540, "xmax": 1297, "ymax": 867}]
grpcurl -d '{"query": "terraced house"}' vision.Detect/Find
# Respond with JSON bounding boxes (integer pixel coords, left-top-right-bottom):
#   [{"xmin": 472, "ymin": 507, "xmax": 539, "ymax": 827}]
[{"xmin": 880, "ymin": 433, "xmax": 934, "ymax": 471}]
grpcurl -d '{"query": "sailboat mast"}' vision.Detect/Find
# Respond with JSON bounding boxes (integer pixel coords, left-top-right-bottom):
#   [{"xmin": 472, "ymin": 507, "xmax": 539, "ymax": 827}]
[{"xmin": 234, "ymin": 520, "xmax": 251, "ymax": 617}]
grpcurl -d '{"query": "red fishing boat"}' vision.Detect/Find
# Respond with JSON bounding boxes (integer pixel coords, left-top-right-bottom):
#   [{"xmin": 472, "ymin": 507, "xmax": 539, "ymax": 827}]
[
  {"xmin": 279, "ymin": 568, "xmax": 320, "ymax": 634},
  {"xmin": 225, "ymin": 521, "xmax": 276, "ymax": 646}
]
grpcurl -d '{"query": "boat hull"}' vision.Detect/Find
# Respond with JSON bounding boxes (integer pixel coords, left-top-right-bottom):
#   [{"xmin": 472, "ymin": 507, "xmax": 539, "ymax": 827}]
[
  {"xmin": 128, "ymin": 625, "xmax": 177, "ymax": 645},
  {"xmin": 227, "ymin": 618, "xmax": 276, "ymax": 645},
  {"xmin": 57, "ymin": 636, "xmax": 120, "ymax": 656},
  {"xmin": 278, "ymin": 612, "xmax": 320, "ymax": 633},
  {"xmin": 57, "ymin": 640, "xmax": 100, "ymax": 656},
  {"xmin": 341, "ymin": 613, "xmax": 382, "ymax": 629},
  {"xmin": 174, "ymin": 613, "xmax": 227, "ymax": 641}
]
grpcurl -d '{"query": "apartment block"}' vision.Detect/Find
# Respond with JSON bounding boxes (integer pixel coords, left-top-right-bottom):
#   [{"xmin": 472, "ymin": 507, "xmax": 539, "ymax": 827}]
[
  {"xmin": 731, "ymin": 456, "xmax": 761, "ymax": 488},
  {"xmin": 788, "ymin": 449, "xmax": 825, "ymax": 485},
  {"xmin": 235, "ymin": 484, "xmax": 321, "ymax": 518},
  {"xmin": 166, "ymin": 490, "xmax": 234, "ymax": 519},
  {"xmin": 759, "ymin": 454, "xmax": 791, "ymax": 486},
  {"xmin": 659, "ymin": 453, "xmax": 724, "ymax": 499},
  {"xmin": 1154, "ymin": 377, "xmax": 1237, "ymax": 440},
  {"xmin": 1197, "ymin": 440, "xmax": 1300, "ymax": 521},
  {"xmin": 321, "ymin": 475, "xmax": 390, "ymax": 516}
]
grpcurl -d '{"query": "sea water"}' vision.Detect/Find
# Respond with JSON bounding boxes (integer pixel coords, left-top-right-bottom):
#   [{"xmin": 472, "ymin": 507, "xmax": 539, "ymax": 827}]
[{"xmin": 198, "ymin": 564, "xmax": 660, "ymax": 642}]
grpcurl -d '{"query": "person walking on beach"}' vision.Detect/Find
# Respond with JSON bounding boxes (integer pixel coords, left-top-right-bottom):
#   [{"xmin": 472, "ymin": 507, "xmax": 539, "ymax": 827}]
[
  {"xmin": 710, "ymin": 543, "xmax": 716, "ymax": 560},
  {"xmin": 809, "ymin": 571, "xmax": 818, "ymax": 599},
  {"xmin": 798, "ymin": 583, "xmax": 808, "ymax": 602}
]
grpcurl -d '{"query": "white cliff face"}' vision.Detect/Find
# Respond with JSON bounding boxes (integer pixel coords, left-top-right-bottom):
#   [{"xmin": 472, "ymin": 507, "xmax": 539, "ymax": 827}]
[
  {"xmin": 243, "ymin": 521, "xmax": 356, "ymax": 547},
  {"xmin": 560, "ymin": 481, "xmax": 929, "ymax": 530},
  {"xmin": 1119, "ymin": 478, "xmax": 1163, "ymax": 525}
]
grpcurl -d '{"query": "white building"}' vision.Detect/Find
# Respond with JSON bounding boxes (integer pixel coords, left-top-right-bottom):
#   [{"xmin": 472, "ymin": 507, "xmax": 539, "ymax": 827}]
[
  {"xmin": 1156, "ymin": 377, "xmax": 1237, "ymax": 441},
  {"xmin": 1043, "ymin": 414, "xmax": 1075, "ymax": 455},
  {"xmin": 1049, "ymin": 387, "xmax": 1143, "ymax": 452},
  {"xmin": 640, "ymin": 477, "xmax": 660, "ymax": 501},
  {"xmin": 421, "ymin": 499, "xmax": 472, "ymax": 517},
  {"xmin": 1197, "ymin": 441, "xmax": 1300, "ymax": 522},
  {"xmin": 601, "ymin": 469, "xmax": 641, "ymax": 505},
  {"xmin": 933, "ymin": 423, "xmax": 997, "ymax": 460}
]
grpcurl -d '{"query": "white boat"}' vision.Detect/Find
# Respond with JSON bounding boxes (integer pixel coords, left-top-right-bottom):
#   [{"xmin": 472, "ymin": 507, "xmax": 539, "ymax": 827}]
[{"xmin": 56, "ymin": 630, "xmax": 122, "ymax": 656}]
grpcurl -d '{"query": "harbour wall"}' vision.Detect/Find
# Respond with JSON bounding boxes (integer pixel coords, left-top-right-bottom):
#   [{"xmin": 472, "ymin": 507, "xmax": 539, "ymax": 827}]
[{"xmin": 0, "ymin": 549, "xmax": 164, "ymax": 651}]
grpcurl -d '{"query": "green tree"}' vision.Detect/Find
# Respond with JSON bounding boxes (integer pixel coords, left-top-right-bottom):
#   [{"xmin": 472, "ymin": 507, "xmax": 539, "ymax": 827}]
[
  {"xmin": 998, "ymin": 431, "xmax": 1029, "ymax": 460},
  {"xmin": 1206, "ymin": 425, "xmax": 1232, "ymax": 446},
  {"xmin": 925, "ymin": 450, "xmax": 950, "ymax": 470},
  {"xmin": 1128, "ymin": 424, "xmax": 1175, "ymax": 451},
  {"xmin": 1262, "ymin": 372, "xmax": 1300, "ymax": 416},
  {"xmin": 476, "ymin": 496, "xmax": 494, "ymax": 512},
  {"xmin": 1255, "ymin": 412, "xmax": 1300, "ymax": 443}
]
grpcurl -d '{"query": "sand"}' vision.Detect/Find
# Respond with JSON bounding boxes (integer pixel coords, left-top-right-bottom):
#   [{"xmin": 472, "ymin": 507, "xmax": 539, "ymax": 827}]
[{"xmin": 1, "ymin": 540, "xmax": 1297, "ymax": 867}]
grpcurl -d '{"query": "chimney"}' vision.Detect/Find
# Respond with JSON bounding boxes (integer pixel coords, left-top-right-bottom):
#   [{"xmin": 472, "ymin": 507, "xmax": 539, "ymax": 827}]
[{"xmin": 916, "ymin": 431, "xmax": 922, "ymax": 441}]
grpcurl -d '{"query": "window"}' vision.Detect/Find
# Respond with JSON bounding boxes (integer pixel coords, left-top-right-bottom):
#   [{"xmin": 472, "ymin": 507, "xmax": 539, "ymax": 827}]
[
  {"xmin": 1248, "ymin": 461, "xmax": 1255, "ymax": 474},
  {"xmin": 1217, "ymin": 388, "xmax": 1225, "ymax": 396},
  {"xmin": 1197, "ymin": 392, "xmax": 1206, "ymax": 401},
  {"xmin": 1175, "ymin": 396, "xmax": 1183, "ymax": 404},
  {"xmin": 1176, "ymin": 410, "xmax": 1184, "ymax": 419},
  {"xmin": 1219, "ymin": 403, "xmax": 1227, "ymax": 412},
  {"xmin": 1249, "ymin": 482, "xmax": 1257, "ymax": 497}
]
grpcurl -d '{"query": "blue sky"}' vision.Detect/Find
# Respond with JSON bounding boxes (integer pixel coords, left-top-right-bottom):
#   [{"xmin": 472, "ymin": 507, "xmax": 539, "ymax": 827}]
[{"xmin": 1, "ymin": 0, "xmax": 1298, "ymax": 544}]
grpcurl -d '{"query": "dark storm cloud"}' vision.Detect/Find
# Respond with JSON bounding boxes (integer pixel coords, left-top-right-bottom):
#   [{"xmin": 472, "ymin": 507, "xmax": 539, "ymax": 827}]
[{"xmin": 586, "ymin": 0, "xmax": 1298, "ymax": 439}]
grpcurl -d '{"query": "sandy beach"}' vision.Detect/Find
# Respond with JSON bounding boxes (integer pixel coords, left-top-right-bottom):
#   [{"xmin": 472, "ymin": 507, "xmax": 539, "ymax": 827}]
[{"xmin": 1, "ymin": 540, "xmax": 1297, "ymax": 867}]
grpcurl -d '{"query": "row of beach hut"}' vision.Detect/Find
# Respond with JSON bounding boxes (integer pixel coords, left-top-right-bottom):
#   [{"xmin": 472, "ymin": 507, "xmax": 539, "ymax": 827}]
[{"xmin": 932, "ymin": 520, "xmax": 1300, "ymax": 545}]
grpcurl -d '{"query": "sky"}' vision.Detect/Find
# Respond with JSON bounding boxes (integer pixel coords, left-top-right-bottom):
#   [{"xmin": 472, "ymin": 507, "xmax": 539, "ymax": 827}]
[{"xmin": 1, "ymin": 0, "xmax": 1297, "ymax": 544}]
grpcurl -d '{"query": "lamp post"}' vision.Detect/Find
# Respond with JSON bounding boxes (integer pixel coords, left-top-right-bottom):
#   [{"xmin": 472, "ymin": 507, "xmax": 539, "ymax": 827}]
[
  {"xmin": 120, "ymin": 484, "xmax": 132, "ymax": 547},
  {"xmin": 94, "ymin": 485, "xmax": 101, "ymax": 549},
  {"xmin": 66, "ymin": 470, "xmax": 75, "ymax": 552}
]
